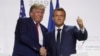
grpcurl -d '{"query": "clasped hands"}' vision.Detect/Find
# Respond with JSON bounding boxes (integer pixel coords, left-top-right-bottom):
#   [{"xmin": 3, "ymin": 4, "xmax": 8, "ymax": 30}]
[{"xmin": 39, "ymin": 46, "xmax": 47, "ymax": 56}]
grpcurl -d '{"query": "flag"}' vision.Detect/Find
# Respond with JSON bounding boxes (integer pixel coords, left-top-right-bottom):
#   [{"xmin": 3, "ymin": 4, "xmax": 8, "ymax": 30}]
[
  {"xmin": 48, "ymin": 0, "xmax": 55, "ymax": 31},
  {"xmin": 19, "ymin": 0, "xmax": 26, "ymax": 18},
  {"xmin": 56, "ymin": 0, "xmax": 60, "ymax": 8}
]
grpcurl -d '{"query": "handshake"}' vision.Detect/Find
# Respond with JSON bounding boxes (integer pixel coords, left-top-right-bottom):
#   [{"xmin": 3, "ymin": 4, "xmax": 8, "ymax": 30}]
[{"xmin": 39, "ymin": 46, "xmax": 47, "ymax": 56}]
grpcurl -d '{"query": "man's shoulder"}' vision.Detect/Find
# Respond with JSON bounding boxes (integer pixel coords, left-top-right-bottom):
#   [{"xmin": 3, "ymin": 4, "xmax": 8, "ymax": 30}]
[
  {"xmin": 64, "ymin": 25, "xmax": 77, "ymax": 30},
  {"xmin": 18, "ymin": 17, "xmax": 30, "ymax": 21},
  {"xmin": 17, "ymin": 17, "xmax": 32, "ymax": 23},
  {"xmin": 47, "ymin": 29, "xmax": 54, "ymax": 35},
  {"xmin": 64, "ymin": 25, "xmax": 76, "ymax": 28},
  {"xmin": 40, "ymin": 24, "xmax": 47, "ymax": 32}
]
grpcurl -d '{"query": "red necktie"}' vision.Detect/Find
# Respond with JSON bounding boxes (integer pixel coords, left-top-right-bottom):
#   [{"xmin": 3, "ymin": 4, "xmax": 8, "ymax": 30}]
[{"xmin": 35, "ymin": 23, "xmax": 39, "ymax": 38}]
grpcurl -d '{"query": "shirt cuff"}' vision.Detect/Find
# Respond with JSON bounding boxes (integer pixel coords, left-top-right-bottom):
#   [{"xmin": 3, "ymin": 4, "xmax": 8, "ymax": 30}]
[{"xmin": 80, "ymin": 27, "xmax": 85, "ymax": 33}]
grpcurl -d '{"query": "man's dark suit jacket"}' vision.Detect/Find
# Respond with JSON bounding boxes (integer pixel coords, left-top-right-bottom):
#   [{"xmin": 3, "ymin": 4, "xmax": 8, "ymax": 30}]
[
  {"xmin": 46, "ymin": 25, "xmax": 88, "ymax": 56},
  {"xmin": 12, "ymin": 17, "xmax": 47, "ymax": 56}
]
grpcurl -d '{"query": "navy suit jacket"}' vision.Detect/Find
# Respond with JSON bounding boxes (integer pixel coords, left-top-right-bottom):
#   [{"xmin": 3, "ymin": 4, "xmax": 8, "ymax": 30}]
[
  {"xmin": 12, "ymin": 17, "xmax": 47, "ymax": 56},
  {"xmin": 46, "ymin": 25, "xmax": 88, "ymax": 56}
]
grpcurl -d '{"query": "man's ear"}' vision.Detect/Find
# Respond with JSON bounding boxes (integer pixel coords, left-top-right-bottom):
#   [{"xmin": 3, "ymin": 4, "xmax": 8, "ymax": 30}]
[{"xmin": 30, "ymin": 12, "xmax": 32, "ymax": 16}]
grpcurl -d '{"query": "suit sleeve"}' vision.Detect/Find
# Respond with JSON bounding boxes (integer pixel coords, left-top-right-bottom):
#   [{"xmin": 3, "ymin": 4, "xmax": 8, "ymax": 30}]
[
  {"xmin": 44, "ymin": 33, "xmax": 51, "ymax": 56},
  {"xmin": 17, "ymin": 19, "xmax": 41, "ymax": 52},
  {"xmin": 73, "ymin": 26, "xmax": 88, "ymax": 41}
]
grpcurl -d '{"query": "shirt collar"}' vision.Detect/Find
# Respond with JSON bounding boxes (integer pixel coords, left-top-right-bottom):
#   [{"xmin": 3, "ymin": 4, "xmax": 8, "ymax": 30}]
[
  {"xmin": 55, "ymin": 25, "xmax": 64, "ymax": 30},
  {"xmin": 33, "ymin": 20, "xmax": 40, "ymax": 25}
]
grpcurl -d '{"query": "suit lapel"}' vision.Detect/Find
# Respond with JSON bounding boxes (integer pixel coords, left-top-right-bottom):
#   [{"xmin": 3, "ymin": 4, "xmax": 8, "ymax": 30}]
[
  {"xmin": 50, "ymin": 30, "xmax": 57, "ymax": 48},
  {"xmin": 28, "ymin": 17, "xmax": 39, "ymax": 42},
  {"xmin": 40, "ymin": 24, "xmax": 46, "ymax": 46},
  {"xmin": 53, "ymin": 30, "xmax": 56, "ymax": 44},
  {"xmin": 61, "ymin": 25, "xmax": 67, "ymax": 44}
]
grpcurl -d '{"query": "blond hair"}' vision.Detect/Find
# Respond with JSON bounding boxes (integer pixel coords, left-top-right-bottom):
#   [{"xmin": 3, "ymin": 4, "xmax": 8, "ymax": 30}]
[{"xmin": 29, "ymin": 3, "xmax": 45, "ymax": 13}]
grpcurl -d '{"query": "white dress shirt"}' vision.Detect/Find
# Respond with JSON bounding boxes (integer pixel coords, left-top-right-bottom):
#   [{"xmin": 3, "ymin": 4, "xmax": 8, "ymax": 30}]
[
  {"xmin": 55, "ymin": 25, "xmax": 64, "ymax": 42},
  {"xmin": 34, "ymin": 21, "xmax": 43, "ymax": 46}
]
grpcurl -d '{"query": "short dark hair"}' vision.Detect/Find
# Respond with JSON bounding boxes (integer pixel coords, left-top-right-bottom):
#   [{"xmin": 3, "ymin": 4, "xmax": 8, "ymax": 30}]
[{"xmin": 53, "ymin": 8, "xmax": 66, "ymax": 17}]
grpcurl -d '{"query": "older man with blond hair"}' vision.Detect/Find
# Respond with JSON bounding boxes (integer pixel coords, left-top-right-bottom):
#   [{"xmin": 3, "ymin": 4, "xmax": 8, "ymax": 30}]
[{"xmin": 12, "ymin": 3, "xmax": 47, "ymax": 56}]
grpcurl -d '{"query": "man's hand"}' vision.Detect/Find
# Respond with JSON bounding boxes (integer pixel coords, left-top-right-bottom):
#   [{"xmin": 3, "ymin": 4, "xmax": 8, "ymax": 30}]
[
  {"xmin": 77, "ymin": 16, "xmax": 84, "ymax": 29},
  {"xmin": 39, "ymin": 46, "xmax": 47, "ymax": 56}
]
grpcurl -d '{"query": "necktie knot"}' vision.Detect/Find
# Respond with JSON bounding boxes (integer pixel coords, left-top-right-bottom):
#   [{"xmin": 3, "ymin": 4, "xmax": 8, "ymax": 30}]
[
  {"xmin": 35, "ymin": 23, "xmax": 38, "ymax": 27},
  {"xmin": 57, "ymin": 29, "xmax": 61, "ymax": 32}
]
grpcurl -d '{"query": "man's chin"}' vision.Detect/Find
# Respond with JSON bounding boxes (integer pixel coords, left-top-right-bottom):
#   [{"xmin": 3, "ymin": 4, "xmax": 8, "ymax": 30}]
[{"xmin": 56, "ymin": 24, "xmax": 63, "ymax": 27}]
